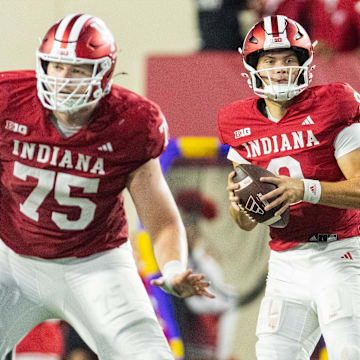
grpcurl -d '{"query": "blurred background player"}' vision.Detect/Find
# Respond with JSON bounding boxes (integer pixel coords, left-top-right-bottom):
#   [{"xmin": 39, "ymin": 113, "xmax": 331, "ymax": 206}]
[
  {"xmin": 251, "ymin": 0, "xmax": 360, "ymax": 57},
  {"xmin": 173, "ymin": 189, "xmax": 240, "ymax": 360},
  {"xmin": 219, "ymin": 14, "xmax": 360, "ymax": 359},
  {"xmin": 194, "ymin": 0, "xmax": 246, "ymax": 51}
]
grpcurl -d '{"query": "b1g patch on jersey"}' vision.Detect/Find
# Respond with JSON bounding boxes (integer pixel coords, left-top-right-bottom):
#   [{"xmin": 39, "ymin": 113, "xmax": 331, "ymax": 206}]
[
  {"xmin": 234, "ymin": 127, "xmax": 251, "ymax": 139},
  {"xmin": 5, "ymin": 120, "xmax": 28, "ymax": 135}
]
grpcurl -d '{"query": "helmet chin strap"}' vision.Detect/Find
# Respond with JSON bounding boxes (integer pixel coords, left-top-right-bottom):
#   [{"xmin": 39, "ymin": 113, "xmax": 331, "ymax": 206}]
[
  {"xmin": 52, "ymin": 93, "xmax": 99, "ymax": 117},
  {"xmin": 55, "ymin": 97, "xmax": 80, "ymax": 114},
  {"xmin": 58, "ymin": 107, "xmax": 84, "ymax": 116},
  {"xmin": 263, "ymin": 83, "xmax": 299, "ymax": 101},
  {"xmin": 250, "ymin": 65, "xmax": 309, "ymax": 102}
]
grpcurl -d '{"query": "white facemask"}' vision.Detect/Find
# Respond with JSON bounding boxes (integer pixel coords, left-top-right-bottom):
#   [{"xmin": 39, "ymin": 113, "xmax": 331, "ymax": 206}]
[{"xmin": 242, "ymin": 55, "xmax": 314, "ymax": 102}]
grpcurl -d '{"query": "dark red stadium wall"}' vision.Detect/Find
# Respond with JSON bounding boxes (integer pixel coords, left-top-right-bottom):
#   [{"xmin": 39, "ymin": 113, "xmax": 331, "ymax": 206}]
[{"xmin": 146, "ymin": 52, "xmax": 360, "ymax": 138}]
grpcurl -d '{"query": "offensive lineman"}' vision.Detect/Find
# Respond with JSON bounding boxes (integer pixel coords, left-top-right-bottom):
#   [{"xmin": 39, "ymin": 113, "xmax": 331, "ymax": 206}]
[
  {"xmin": 218, "ymin": 15, "xmax": 360, "ymax": 360},
  {"xmin": 0, "ymin": 13, "xmax": 213, "ymax": 360}
]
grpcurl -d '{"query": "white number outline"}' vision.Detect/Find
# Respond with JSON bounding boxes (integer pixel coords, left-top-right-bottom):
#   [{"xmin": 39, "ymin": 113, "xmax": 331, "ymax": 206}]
[
  {"xmin": 267, "ymin": 155, "xmax": 304, "ymax": 179},
  {"xmin": 13, "ymin": 161, "xmax": 99, "ymax": 230},
  {"xmin": 266, "ymin": 155, "xmax": 304, "ymax": 205},
  {"xmin": 353, "ymin": 90, "xmax": 360, "ymax": 104}
]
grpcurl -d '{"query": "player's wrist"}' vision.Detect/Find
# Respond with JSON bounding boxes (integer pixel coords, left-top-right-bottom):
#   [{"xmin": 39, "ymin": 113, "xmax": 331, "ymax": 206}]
[
  {"xmin": 302, "ymin": 179, "xmax": 322, "ymax": 204},
  {"xmin": 160, "ymin": 260, "xmax": 186, "ymax": 297}
]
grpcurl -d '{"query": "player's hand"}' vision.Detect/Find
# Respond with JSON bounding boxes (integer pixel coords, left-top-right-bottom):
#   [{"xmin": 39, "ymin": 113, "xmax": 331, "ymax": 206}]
[
  {"xmin": 227, "ymin": 170, "xmax": 240, "ymax": 209},
  {"xmin": 151, "ymin": 269, "xmax": 215, "ymax": 299},
  {"xmin": 227, "ymin": 171, "xmax": 256, "ymax": 222},
  {"xmin": 260, "ymin": 175, "xmax": 304, "ymax": 216}
]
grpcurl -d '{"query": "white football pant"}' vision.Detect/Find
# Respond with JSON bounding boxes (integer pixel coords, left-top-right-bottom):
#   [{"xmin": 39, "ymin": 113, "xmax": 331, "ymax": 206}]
[
  {"xmin": 256, "ymin": 236, "xmax": 360, "ymax": 360},
  {"xmin": 0, "ymin": 240, "xmax": 174, "ymax": 360}
]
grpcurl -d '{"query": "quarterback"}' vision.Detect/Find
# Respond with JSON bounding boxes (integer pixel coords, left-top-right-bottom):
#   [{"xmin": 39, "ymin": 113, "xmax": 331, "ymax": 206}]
[
  {"xmin": 0, "ymin": 13, "xmax": 213, "ymax": 360},
  {"xmin": 218, "ymin": 15, "xmax": 360, "ymax": 359}
]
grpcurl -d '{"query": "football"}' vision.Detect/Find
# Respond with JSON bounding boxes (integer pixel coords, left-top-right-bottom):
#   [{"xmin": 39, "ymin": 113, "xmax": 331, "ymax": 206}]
[{"xmin": 233, "ymin": 164, "xmax": 290, "ymax": 228}]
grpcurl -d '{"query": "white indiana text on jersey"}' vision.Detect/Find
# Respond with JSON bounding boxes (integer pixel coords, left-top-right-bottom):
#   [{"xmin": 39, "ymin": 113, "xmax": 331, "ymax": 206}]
[
  {"xmin": 242, "ymin": 129, "xmax": 320, "ymax": 158},
  {"xmin": 12, "ymin": 140, "xmax": 105, "ymax": 175}
]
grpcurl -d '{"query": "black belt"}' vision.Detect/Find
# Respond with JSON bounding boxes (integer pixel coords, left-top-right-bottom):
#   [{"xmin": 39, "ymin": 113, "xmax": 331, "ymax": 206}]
[{"xmin": 308, "ymin": 233, "xmax": 338, "ymax": 242}]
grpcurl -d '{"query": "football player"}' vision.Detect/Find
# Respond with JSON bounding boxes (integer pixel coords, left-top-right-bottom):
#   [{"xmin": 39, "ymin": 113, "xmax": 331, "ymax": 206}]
[
  {"xmin": 0, "ymin": 13, "xmax": 214, "ymax": 360},
  {"xmin": 218, "ymin": 15, "xmax": 360, "ymax": 359}
]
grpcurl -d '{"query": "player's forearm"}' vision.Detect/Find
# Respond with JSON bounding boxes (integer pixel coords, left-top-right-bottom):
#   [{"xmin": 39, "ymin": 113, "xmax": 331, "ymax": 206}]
[
  {"xmin": 151, "ymin": 221, "xmax": 188, "ymax": 273},
  {"xmin": 318, "ymin": 178, "xmax": 360, "ymax": 209},
  {"xmin": 229, "ymin": 205, "xmax": 257, "ymax": 231}
]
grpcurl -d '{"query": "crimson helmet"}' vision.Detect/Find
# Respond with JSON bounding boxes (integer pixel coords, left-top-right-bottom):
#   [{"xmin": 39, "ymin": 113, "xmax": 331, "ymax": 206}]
[
  {"xmin": 36, "ymin": 14, "xmax": 117, "ymax": 113},
  {"xmin": 239, "ymin": 15, "xmax": 315, "ymax": 101}
]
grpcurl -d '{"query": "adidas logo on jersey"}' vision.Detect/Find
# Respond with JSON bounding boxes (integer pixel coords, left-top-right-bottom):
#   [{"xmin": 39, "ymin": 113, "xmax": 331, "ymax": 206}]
[
  {"xmin": 301, "ymin": 116, "xmax": 314, "ymax": 125},
  {"xmin": 98, "ymin": 142, "xmax": 113, "ymax": 152},
  {"xmin": 341, "ymin": 251, "xmax": 353, "ymax": 260}
]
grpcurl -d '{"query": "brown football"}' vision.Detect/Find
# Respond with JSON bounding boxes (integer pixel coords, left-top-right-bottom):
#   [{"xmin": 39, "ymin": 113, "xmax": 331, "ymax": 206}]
[{"xmin": 233, "ymin": 164, "xmax": 290, "ymax": 228}]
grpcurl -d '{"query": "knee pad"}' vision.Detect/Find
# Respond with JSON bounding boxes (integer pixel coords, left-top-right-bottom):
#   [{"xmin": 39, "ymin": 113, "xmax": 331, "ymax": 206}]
[
  {"xmin": 256, "ymin": 297, "xmax": 283, "ymax": 335},
  {"xmin": 318, "ymin": 286, "xmax": 354, "ymax": 326},
  {"xmin": 256, "ymin": 297, "xmax": 320, "ymax": 360}
]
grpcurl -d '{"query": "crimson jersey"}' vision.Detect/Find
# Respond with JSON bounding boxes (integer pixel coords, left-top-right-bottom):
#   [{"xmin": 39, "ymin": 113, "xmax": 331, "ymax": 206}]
[
  {"xmin": 0, "ymin": 70, "xmax": 168, "ymax": 258},
  {"xmin": 218, "ymin": 83, "xmax": 360, "ymax": 251}
]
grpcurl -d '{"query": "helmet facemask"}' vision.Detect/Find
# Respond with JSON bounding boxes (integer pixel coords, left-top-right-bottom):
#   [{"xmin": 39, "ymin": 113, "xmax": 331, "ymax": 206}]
[
  {"xmin": 36, "ymin": 53, "xmax": 112, "ymax": 114},
  {"xmin": 244, "ymin": 54, "xmax": 313, "ymax": 102}
]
